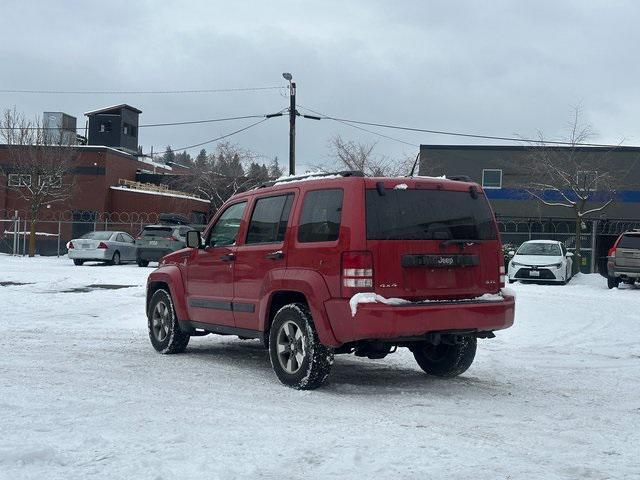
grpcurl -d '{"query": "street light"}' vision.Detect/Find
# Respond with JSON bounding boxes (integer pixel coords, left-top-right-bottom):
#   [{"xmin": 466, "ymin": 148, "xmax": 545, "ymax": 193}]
[{"xmin": 282, "ymin": 72, "xmax": 292, "ymax": 81}]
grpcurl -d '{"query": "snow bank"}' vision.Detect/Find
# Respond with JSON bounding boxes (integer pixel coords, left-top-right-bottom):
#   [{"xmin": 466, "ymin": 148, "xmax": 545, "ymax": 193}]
[{"xmin": 393, "ymin": 183, "xmax": 408, "ymax": 190}]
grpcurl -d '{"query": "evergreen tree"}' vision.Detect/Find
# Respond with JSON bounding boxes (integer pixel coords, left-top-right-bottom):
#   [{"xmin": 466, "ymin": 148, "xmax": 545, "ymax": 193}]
[
  {"xmin": 269, "ymin": 156, "xmax": 283, "ymax": 178},
  {"xmin": 162, "ymin": 146, "xmax": 175, "ymax": 165},
  {"xmin": 195, "ymin": 149, "xmax": 208, "ymax": 170},
  {"xmin": 174, "ymin": 150, "xmax": 193, "ymax": 167}
]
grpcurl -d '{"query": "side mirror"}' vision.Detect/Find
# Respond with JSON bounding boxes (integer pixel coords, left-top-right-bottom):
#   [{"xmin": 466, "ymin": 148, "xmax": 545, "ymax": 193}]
[
  {"xmin": 566, "ymin": 252, "xmax": 574, "ymax": 257},
  {"xmin": 186, "ymin": 230, "xmax": 202, "ymax": 249},
  {"xmin": 508, "ymin": 251, "xmax": 515, "ymax": 257}
]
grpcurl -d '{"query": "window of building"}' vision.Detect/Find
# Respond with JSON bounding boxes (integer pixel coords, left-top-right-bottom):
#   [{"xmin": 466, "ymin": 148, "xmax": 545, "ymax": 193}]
[
  {"xmin": 38, "ymin": 175, "xmax": 62, "ymax": 188},
  {"xmin": 8, "ymin": 174, "xmax": 32, "ymax": 187},
  {"xmin": 482, "ymin": 169, "xmax": 502, "ymax": 189},
  {"xmin": 99, "ymin": 121, "xmax": 112, "ymax": 133},
  {"xmin": 123, "ymin": 124, "xmax": 129, "ymax": 135},
  {"xmin": 298, "ymin": 189, "xmax": 344, "ymax": 243},
  {"xmin": 246, "ymin": 194, "xmax": 294, "ymax": 244},
  {"xmin": 576, "ymin": 170, "xmax": 597, "ymax": 191}
]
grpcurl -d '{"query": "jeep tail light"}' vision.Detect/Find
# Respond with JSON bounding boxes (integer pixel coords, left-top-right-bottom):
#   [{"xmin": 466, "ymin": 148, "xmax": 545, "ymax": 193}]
[
  {"xmin": 341, "ymin": 251, "xmax": 373, "ymax": 297},
  {"xmin": 499, "ymin": 265, "xmax": 506, "ymax": 288},
  {"xmin": 67, "ymin": 241, "xmax": 74, "ymax": 249},
  {"xmin": 97, "ymin": 242, "xmax": 109, "ymax": 249},
  {"xmin": 608, "ymin": 247, "xmax": 616, "ymax": 258}
]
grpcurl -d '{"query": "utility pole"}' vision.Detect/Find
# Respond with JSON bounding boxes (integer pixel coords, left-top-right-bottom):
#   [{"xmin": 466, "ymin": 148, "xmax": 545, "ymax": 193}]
[
  {"xmin": 282, "ymin": 73, "xmax": 296, "ymax": 175},
  {"xmin": 288, "ymin": 81, "xmax": 296, "ymax": 175}
]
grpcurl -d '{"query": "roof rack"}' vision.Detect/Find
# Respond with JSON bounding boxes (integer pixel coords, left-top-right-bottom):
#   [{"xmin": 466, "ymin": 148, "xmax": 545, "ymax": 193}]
[
  {"xmin": 259, "ymin": 170, "xmax": 364, "ymax": 188},
  {"xmin": 447, "ymin": 175, "xmax": 473, "ymax": 182}
]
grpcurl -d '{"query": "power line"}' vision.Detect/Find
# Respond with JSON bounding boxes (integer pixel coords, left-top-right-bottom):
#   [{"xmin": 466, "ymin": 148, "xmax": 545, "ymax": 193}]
[
  {"xmin": 0, "ymin": 86, "xmax": 284, "ymax": 95},
  {"xmin": 306, "ymin": 109, "xmax": 627, "ymax": 148},
  {"xmin": 0, "ymin": 113, "xmax": 280, "ymax": 131},
  {"xmin": 298, "ymin": 105, "xmax": 418, "ymax": 148},
  {"xmin": 146, "ymin": 117, "xmax": 271, "ymax": 158}
]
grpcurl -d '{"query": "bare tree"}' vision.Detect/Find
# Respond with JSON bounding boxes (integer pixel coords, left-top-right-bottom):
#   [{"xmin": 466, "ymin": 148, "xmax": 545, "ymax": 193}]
[
  {"xmin": 519, "ymin": 106, "xmax": 630, "ymax": 272},
  {"xmin": 1, "ymin": 108, "xmax": 78, "ymax": 256},
  {"xmin": 319, "ymin": 135, "xmax": 414, "ymax": 177},
  {"xmin": 178, "ymin": 141, "xmax": 264, "ymax": 213}
]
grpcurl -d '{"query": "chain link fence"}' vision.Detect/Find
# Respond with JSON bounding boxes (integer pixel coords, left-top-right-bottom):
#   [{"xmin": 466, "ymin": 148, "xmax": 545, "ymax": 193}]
[{"xmin": 0, "ymin": 208, "xmax": 206, "ymax": 257}]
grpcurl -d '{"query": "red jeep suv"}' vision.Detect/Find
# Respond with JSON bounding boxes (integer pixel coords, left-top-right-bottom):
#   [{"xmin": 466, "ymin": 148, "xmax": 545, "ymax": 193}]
[{"xmin": 146, "ymin": 171, "xmax": 515, "ymax": 389}]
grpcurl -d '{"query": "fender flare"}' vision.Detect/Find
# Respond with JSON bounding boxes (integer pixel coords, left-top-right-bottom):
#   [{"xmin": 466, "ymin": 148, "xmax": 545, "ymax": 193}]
[
  {"xmin": 259, "ymin": 268, "xmax": 339, "ymax": 346},
  {"xmin": 147, "ymin": 266, "xmax": 188, "ymax": 321}
]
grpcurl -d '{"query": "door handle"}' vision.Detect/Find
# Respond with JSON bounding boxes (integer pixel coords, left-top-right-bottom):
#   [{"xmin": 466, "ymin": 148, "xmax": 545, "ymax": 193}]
[
  {"xmin": 265, "ymin": 250, "xmax": 284, "ymax": 260},
  {"xmin": 220, "ymin": 253, "xmax": 236, "ymax": 261}
]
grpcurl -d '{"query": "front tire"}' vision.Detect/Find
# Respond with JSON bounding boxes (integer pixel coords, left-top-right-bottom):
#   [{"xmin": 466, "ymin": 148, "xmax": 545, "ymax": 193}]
[
  {"xmin": 73, "ymin": 259, "xmax": 84, "ymax": 266},
  {"xmin": 137, "ymin": 259, "xmax": 149, "ymax": 267},
  {"xmin": 412, "ymin": 336, "xmax": 477, "ymax": 377},
  {"xmin": 147, "ymin": 289, "xmax": 190, "ymax": 354},
  {"xmin": 607, "ymin": 276, "xmax": 620, "ymax": 289},
  {"xmin": 268, "ymin": 303, "xmax": 334, "ymax": 390}
]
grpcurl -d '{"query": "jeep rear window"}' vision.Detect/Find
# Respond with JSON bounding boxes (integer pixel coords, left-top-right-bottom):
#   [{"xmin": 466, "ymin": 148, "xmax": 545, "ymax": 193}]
[
  {"xmin": 140, "ymin": 227, "xmax": 173, "ymax": 238},
  {"xmin": 298, "ymin": 189, "xmax": 343, "ymax": 243},
  {"xmin": 365, "ymin": 189, "xmax": 497, "ymax": 241},
  {"xmin": 618, "ymin": 234, "xmax": 640, "ymax": 249}
]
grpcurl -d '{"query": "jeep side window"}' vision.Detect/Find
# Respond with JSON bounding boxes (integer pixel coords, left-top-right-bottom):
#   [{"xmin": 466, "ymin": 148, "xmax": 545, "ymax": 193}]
[
  {"xmin": 298, "ymin": 189, "xmax": 343, "ymax": 243},
  {"xmin": 246, "ymin": 194, "xmax": 294, "ymax": 244},
  {"xmin": 207, "ymin": 202, "xmax": 247, "ymax": 247}
]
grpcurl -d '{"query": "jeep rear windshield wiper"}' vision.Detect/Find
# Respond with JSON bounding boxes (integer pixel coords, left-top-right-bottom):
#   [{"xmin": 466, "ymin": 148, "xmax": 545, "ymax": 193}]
[{"xmin": 440, "ymin": 239, "xmax": 483, "ymax": 248}]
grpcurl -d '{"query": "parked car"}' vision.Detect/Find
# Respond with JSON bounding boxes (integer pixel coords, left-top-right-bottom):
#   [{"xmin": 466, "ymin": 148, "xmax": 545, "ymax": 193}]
[
  {"xmin": 146, "ymin": 171, "xmax": 515, "ymax": 389},
  {"xmin": 67, "ymin": 231, "xmax": 137, "ymax": 266},
  {"xmin": 135, "ymin": 224, "xmax": 193, "ymax": 267},
  {"xmin": 606, "ymin": 230, "xmax": 640, "ymax": 289},
  {"xmin": 507, "ymin": 240, "xmax": 573, "ymax": 284}
]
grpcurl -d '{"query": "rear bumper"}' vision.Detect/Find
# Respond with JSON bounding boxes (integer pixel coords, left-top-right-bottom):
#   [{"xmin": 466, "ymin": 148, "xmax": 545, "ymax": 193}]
[
  {"xmin": 137, "ymin": 248, "xmax": 173, "ymax": 262},
  {"xmin": 608, "ymin": 261, "xmax": 640, "ymax": 278},
  {"xmin": 68, "ymin": 249, "xmax": 111, "ymax": 261},
  {"xmin": 324, "ymin": 294, "xmax": 515, "ymax": 344}
]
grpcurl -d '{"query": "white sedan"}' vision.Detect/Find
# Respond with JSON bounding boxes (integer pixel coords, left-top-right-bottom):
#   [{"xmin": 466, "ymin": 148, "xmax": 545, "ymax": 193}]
[{"xmin": 507, "ymin": 240, "xmax": 574, "ymax": 284}]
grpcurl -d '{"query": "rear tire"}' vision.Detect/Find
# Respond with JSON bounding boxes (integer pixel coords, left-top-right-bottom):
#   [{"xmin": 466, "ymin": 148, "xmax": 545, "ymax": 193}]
[
  {"xmin": 137, "ymin": 259, "xmax": 149, "ymax": 267},
  {"xmin": 110, "ymin": 251, "xmax": 121, "ymax": 266},
  {"xmin": 412, "ymin": 336, "xmax": 477, "ymax": 377},
  {"xmin": 268, "ymin": 303, "xmax": 334, "ymax": 390},
  {"xmin": 148, "ymin": 289, "xmax": 190, "ymax": 354},
  {"xmin": 607, "ymin": 276, "xmax": 620, "ymax": 289},
  {"xmin": 73, "ymin": 259, "xmax": 84, "ymax": 266}
]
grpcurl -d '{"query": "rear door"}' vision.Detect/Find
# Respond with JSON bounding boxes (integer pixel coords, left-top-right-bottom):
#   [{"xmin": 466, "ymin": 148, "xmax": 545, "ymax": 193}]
[
  {"xmin": 365, "ymin": 183, "xmax": 501, "ymax": 300},
  {"xmin": 616, "ymin": 233, "xmax": 640, "ymax": 269},
  {"xmin": 117, "ymin": 233, "xmax": 136, "ymax": 260},
  {"xmin": 233, "ymin": 192, "xmax": 295, "ymax": 330}
]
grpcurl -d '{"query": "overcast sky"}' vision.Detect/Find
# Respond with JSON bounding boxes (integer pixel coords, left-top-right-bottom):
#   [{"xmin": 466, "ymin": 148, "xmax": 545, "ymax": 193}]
[{"xmin": 1, "ymin": 0, "xmax": 639, "ymax": 172}]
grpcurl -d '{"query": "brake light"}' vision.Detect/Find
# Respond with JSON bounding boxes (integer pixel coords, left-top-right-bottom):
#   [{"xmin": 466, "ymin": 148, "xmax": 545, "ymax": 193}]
[
  {"xmin": 341, "ymin": 251, "xmax": 373, "ymax": 297},
  {"xmin": 500, "ymin": 265, "xmax": 506, "ymax": 287},
  {"xmin": 67, "ymin": 241, "xmax": 74, "ymax": 249},
  {"xmin": 166, "ymin": 236, "xmax": 178, "ymax": 241},
  {"xmin": 608, "ymin": 247, "xmax": 616, "ymax": 258},
  {"xmin": 97, "ymin": 242, "xmax": 108, "ymax": 249}
]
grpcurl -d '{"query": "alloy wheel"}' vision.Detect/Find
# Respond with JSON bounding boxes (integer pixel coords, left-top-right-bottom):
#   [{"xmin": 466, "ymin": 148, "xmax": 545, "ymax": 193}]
[
  {"xmin": 152, "ymin": 301, "xmax": 171, "ymax": 342},
  {"xmin": 276, "ymin": 320, "xmax": 306, "ymax": 374}
]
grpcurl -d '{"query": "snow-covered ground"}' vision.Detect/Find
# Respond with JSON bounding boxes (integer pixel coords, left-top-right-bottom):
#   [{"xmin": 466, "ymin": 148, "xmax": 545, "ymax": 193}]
[{"xmin": 1, "ymin": 255, "xmax": 639, "ymax": 479}]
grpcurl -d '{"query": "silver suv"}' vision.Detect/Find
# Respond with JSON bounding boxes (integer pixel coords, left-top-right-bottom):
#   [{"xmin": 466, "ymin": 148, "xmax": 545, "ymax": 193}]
[
  {"xmin": 135, "ymin": 225, "xmax": 192, "ymax": 267},
  {"xmin": 607, "ymin": 230, "xmax": 640, "ymax": 289}
]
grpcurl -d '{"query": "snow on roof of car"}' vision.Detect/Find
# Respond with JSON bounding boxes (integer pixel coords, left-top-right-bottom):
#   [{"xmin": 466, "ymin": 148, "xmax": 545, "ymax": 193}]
[{"xmin": 521, "ymin": 239, "xmax": 563, "ymax": 244}]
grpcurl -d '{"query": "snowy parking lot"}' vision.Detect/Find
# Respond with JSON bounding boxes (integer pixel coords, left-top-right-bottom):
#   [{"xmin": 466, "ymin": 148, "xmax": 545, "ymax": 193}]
[{"xmin": 1, "ymin": 255, "xmax": 639, "ymax": 479}]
